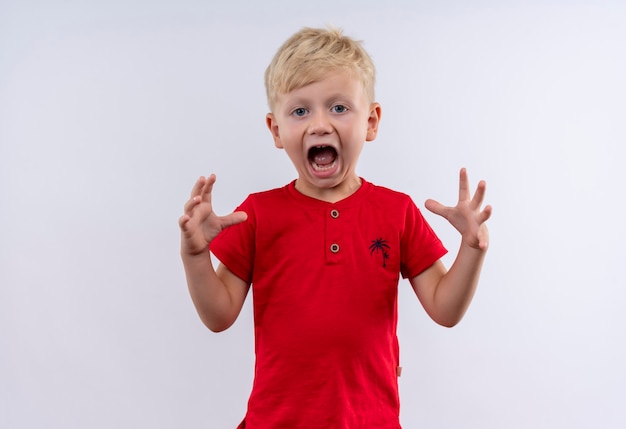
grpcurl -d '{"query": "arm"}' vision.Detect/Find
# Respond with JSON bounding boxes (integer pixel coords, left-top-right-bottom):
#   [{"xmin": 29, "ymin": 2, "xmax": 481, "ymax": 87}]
[
  {"xmin": 178, "ymin": 174, "xmax": 249, "ymax": 332},
  {"xmin": 410, "ymin": 168, "xmax": 492, "ymax": 327}
]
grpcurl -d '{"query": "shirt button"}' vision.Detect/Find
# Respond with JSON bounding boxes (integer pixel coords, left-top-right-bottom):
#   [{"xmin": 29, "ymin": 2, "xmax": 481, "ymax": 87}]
[
  {"xmin": 330, "ymin": 209, "xmax": 339, "ymax": 219},
  {"xmin": 330, "ymin": 243, "xmax": 340, "ymax": 253}
]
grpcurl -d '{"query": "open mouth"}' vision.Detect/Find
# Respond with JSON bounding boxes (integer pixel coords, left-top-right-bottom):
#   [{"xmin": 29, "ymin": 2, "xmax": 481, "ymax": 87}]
[{"xmin": 308, "ymin": 145, "xmax": 338, "ymax": 171}]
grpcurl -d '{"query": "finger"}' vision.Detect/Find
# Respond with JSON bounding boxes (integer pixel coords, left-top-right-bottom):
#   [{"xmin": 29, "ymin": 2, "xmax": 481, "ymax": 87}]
[
  {"xmin": 470, "ymin": 180, "xmax": 487, "ymax": 210},
  {"xmin": 178, "ymin": 214, "xmax": 191, "ymax": 230},
  {"xmin": 458, "ymin": 168, "xmax": 470, "ymax": 202},
  {"xmin": 424, "ymin": 198, "xmax": 448, "ymax": 218},
  {"xmin": 190, "ymin": 176, "xmax": 206, "ymax": 199},
  {"xmin": 477, "ymin": 225, "xmax": 490, "ymax": 250},
  {"xmin": 479, "ymin": 204, "xmax": 493, "ymax": 224},
  {"xmin": 201, "ymin": 174, "xmax": 217, "ymax": 203},
  {"xmin": 183, "ymin": 195, "xmax": 201, "ymax": 215}
]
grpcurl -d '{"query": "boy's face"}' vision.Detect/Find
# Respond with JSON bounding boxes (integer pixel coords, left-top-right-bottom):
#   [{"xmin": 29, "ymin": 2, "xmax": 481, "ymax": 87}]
[{"xmin": 266, "ymin": 70, "xmax": 381, "ymax": 202}]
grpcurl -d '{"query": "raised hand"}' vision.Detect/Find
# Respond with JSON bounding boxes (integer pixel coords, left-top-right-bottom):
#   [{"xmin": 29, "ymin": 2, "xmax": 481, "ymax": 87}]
[
  {"xmin": 424, "ymin": 168, "xmax": 492, "ymax": 250},
  {"xmin": 178, "ymin": 174, "xmax": 248, "ymax": 256}
]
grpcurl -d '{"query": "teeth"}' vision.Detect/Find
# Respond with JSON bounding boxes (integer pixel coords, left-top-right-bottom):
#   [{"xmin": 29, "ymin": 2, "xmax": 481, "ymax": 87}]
[{"xmin": 311, "ymin": 160, "xmax": 336, "ymax": 171}]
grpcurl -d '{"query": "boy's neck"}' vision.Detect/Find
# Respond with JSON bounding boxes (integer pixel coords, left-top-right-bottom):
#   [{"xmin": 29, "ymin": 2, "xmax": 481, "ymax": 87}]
[{"xmin": 294, "ymin": 176, "xmax": 362, "ymax": 203}]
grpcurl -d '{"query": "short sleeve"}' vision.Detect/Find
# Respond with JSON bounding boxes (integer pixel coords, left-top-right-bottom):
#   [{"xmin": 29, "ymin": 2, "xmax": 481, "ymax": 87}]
[
  {"xmin": 400, "ymin": 198, "xmax": 447, "ymax": 279},
  {"xmin": 209, "ymin": 196, "xmax": 256, "ymax": 284}
]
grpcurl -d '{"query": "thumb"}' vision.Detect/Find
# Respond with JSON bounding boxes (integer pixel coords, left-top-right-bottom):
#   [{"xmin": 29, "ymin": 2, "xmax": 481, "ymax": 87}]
[
  {"xmin": 424, "ymin": 199, "xmax": 447, "ymax": 218},
  {"xmin": 220, "ymin": 211, "xmax": 248, "ymax": 229}
]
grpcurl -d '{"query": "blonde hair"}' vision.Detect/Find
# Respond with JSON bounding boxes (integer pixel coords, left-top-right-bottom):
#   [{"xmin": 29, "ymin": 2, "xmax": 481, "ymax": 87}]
[{"xmin": 264, "ymin": 27, "xmax": 376, "ymax": 110}]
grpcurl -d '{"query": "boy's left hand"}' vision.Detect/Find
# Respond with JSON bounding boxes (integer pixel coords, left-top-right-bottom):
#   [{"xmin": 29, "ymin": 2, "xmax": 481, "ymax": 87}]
[{"xmin": 425, "ymin": 168, "xmax": 492, "ymax": 250}]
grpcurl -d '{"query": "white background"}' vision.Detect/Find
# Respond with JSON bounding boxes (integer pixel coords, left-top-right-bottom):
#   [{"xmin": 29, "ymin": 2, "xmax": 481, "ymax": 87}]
[{"xmin": 1, "ymin": 0, "xmax": 625, "ymax": 427}]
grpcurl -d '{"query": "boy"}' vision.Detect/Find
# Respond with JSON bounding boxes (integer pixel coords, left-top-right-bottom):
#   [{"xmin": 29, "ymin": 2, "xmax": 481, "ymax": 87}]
[{"xmin": 179, "ymin": 27, "xmax": 491, "ymax": 428}]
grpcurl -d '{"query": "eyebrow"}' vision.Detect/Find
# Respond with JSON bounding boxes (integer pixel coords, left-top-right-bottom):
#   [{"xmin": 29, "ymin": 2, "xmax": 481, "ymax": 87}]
[{"xmin": 282, "ymin": 92, "xmax": 357, "ymax": 108}]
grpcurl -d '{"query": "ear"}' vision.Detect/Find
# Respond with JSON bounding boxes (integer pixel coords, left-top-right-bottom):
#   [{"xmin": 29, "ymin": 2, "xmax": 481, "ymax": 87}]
[
  {"xmin": 366, "ymin": 102, "xmax": 382, "ymax": 141},
  {"xmin": 266, "ymin": 113, "xmax": 283, "ymax": 148}
]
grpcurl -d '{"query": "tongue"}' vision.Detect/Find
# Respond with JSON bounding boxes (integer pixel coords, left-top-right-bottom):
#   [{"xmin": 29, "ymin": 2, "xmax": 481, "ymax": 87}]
[{"xmin": 311, "ymin": 147, "xmax": 336, "ymax": 166}]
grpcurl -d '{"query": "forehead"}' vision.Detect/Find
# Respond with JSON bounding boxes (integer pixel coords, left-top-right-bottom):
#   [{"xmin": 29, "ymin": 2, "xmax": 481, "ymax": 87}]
[{"xmin": 276, "ymin": 70, "xmax": 367, "ymax": 105}]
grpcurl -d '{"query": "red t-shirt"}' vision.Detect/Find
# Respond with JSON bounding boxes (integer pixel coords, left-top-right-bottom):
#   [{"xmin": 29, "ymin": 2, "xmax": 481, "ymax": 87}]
[{"xmin": 210, "ymin": 179, "xmax": 447, "ymax": 429}]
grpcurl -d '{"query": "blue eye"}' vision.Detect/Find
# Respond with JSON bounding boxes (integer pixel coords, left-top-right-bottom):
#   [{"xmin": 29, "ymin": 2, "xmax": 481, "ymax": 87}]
[
  {"xmin": 332, "ymin": 105, "xmax": 347, "ymax": 113},
  {"xmin": 293, "ymin": 108, "xmax": 307, "ymax": 117}
]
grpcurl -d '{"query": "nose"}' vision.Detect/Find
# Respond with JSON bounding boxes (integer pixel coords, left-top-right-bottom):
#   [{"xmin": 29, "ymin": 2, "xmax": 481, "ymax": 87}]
[{"xmin": 307, "ymin": 110, "xmax": 332, "ymax": 135}]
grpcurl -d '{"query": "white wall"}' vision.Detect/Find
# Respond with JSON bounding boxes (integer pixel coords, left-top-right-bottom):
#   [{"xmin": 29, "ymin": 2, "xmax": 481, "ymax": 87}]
[{"xmin": 1, "ymin": 0, "xmax": 624, "ymax": 427}]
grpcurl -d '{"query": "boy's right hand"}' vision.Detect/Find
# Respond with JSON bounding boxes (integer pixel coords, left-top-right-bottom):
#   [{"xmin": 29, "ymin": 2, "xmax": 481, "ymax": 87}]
[{"xmin": 178, "ymin": 174, "xmax": 248, "ymax": 256}]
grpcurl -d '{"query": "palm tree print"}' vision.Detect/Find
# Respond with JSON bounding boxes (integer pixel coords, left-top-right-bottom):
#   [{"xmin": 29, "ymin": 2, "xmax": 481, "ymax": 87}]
[{"xmin": 369, "ymin": 238, "xmax": 390, "ymax": 268}]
